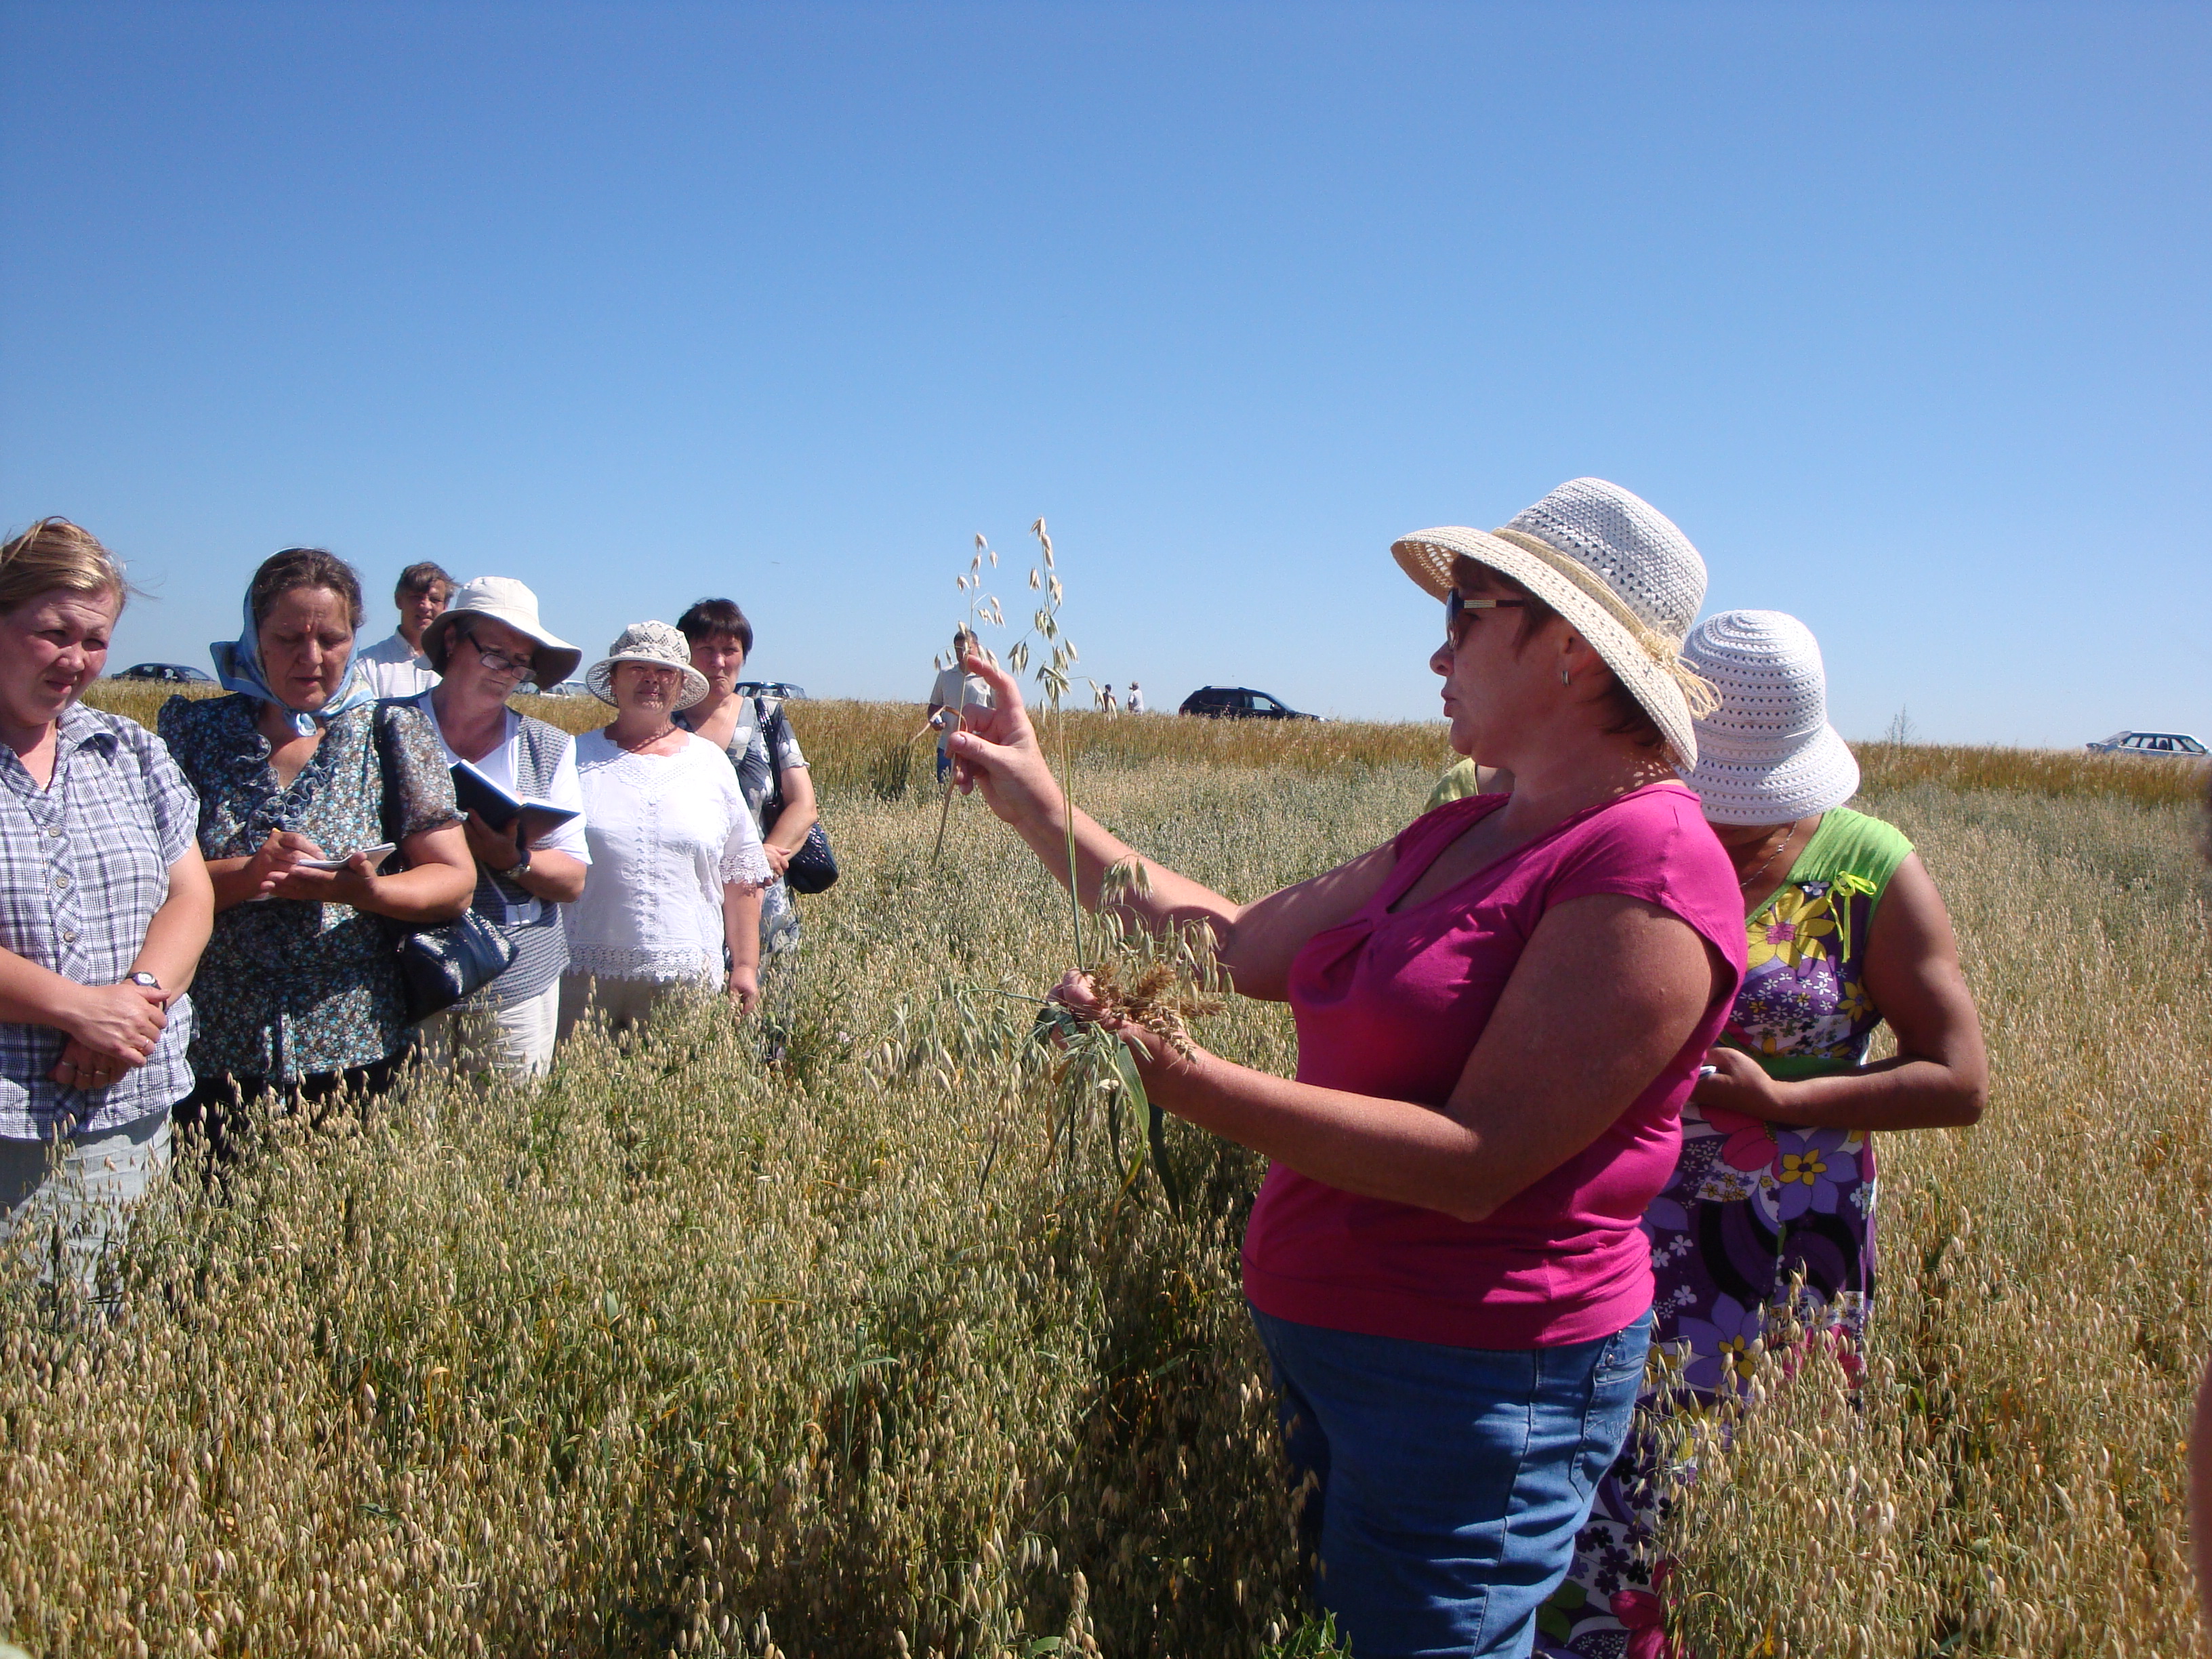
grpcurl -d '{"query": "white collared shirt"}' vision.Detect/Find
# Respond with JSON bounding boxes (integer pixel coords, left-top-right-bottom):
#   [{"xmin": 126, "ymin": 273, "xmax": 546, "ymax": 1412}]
[{"xmin": 359, "ymin": 632, "xmax": 441, "ymax": 697}]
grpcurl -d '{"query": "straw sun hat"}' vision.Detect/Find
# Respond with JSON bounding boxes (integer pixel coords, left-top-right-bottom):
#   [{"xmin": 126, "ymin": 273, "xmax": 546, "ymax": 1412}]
[
  {"xmin": 1678, "ymin": 610, "xmax": 1860, "ymax": 825},
  {"xmin": 586, "ymin": 620, "xmax": 710, "ymax": 710},
  {"xmin": 1392, "ymin": 478, "xmax": 1719, "ymax": 770},
  {"xmin": 420, "ymin": 576, "xmax": 583, "ymax": 688}
]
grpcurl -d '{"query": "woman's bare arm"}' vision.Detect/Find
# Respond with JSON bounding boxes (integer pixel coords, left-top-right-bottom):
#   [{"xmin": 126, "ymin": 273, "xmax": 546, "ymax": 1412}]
[
  {"xmin": 271, "ymin": 822, "xmax": 475, "ymax": 924},
  {"xmin": 764, "ymin": 765, "xmax": 818, "ymax": 853},
  {"xmin": 1694, "ymin": 853, "xmax": 1988, "ymax": 1130},
  {"xmin": 1073, "ymin": 892, "xmax": 1723, "ymax": 1220},
  {"xmin": 947, "ymin": 651, "xmax": 1397, "ymax": 998}
]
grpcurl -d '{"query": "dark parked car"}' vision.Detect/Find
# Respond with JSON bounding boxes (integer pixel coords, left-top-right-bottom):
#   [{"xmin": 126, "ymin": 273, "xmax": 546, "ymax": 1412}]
[
  {"xmin": 1179, "ymin": 686, "xmax": 1318, "ymax": 720},
  {"xmin": 737, "ymin": 680, "xmax": 808, "ymax": 701},
  {"xmin": 2085, "ymin": 730, "xmax": 2207, "ymax": 758},
  {"xmin": 112, "ymin": 663, "xmax": 213, "ymax": 684}
]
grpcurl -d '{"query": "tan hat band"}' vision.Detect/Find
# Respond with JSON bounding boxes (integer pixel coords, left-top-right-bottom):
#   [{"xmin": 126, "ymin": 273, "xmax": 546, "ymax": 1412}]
[{"xmin": 1488, "ymin": 527, "xmax": 1721, "ymax": 718}]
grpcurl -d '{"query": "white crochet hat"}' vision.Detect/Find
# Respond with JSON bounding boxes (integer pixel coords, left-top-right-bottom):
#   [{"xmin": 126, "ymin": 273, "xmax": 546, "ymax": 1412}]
[
  {"xmin": 1392, "ymin": 478, "xmax": 1715, "ymax": 769},
  {"xmin": 1678, "ymin": 610, "xmax": 1860, "ymax": 825},
  {"xmin": 586, "ymin": 620, "xmax": 710, "ymax": 710}
]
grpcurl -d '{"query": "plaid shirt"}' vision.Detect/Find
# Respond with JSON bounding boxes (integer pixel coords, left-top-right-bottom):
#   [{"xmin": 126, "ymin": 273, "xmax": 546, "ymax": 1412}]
[{"xmin": 0, "ymin": 703, "xmax": 199, "ymax": 1139}]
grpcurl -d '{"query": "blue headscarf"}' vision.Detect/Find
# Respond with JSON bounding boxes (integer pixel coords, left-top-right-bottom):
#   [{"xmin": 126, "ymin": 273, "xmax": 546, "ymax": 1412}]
[{"xmin": 209, "ymin": 590, "xmax": 381, "ymax": 737}]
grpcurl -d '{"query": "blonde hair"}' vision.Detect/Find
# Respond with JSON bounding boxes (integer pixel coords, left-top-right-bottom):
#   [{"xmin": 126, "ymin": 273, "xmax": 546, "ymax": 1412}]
[{"xmin": 0, "ymin": 517, "xmax": 131, "ymax": 617}]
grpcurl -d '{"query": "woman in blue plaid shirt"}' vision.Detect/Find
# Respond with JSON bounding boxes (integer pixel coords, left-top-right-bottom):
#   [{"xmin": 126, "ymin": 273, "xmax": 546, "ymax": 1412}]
[{"xmin": 0, "ymin": 518, "xmax": 213, "ymax": 1283}]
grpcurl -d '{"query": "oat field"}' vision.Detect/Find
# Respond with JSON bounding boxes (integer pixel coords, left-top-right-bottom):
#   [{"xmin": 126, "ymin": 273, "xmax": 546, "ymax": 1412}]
[{"xmin": 5, "ymin": 689, "xmax": 2208, "ymax": 1656}]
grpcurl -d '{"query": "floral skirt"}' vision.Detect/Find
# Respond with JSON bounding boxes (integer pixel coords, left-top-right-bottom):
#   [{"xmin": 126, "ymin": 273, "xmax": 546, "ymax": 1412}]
[{"xmin": 1534, "ymin": 1104, "xmax": 1876, "ymax": 1658}]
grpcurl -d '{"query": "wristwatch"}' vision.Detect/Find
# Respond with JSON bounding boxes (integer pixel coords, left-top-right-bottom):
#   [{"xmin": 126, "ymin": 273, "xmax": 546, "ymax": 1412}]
[
  {"xmin": 127, "ymin": 972, "xmax": 161, "ymax": 991},
  {"xmin": 505, "ymin": 849, "xmax": 532, "ymax": 882}
]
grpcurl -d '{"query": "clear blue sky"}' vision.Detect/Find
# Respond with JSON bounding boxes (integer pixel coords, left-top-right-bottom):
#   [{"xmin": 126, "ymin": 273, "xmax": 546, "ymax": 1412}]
[{"xmin": 4, "ymin": 1, "xmax": 2206, "ymax": 743}]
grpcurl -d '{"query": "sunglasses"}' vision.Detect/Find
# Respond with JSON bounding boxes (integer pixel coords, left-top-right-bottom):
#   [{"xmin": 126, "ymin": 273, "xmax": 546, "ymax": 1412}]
[{"xmin": 1444, "ymin": 590, "xmax": 1528, "ymax": 647}]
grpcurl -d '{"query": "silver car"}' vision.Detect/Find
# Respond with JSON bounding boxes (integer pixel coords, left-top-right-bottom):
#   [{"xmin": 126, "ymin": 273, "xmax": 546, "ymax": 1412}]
[{"xmin": 2085, "ymin": 730, "xmax": 2207, "ymax": 758}]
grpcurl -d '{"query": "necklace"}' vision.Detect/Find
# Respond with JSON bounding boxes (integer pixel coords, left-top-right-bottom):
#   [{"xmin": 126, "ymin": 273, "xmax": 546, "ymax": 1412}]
[
  {"xmin": 613, "ymin": 724, "xmax": 677, "ymax": 753},
  {"xmin": 1736, "ymin": 819, "xmax": 1803, "ymax": 890}
]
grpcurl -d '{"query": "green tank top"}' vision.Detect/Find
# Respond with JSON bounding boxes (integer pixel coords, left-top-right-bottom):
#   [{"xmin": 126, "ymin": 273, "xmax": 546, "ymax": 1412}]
[{"xmin": 1724, "ymin": 807, "xmax": 1915, "ymax": 1081}]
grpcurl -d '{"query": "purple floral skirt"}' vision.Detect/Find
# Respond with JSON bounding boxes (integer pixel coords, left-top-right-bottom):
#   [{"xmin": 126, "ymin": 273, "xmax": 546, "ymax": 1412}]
[{"xmin": 1533, "ymin": 1103, "xmax": 1876, "ymax": 1658}]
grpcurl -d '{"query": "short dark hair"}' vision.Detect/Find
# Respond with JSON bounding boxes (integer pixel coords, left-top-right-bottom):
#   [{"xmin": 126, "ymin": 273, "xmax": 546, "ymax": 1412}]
[
  {"xmin": 676, "ymin": 597, "xmax": 754, "ymax": 656},
  {"xmin": 395, "ymin": 561, "xmax": 454, "ymax": 600},
  {"xmin": 251, "ymin": 548, "xmax": 365, "ymax": 630},
  {"xmin": 1453, "ymin": 556, "xmax": 1665, "ymax": 751}
]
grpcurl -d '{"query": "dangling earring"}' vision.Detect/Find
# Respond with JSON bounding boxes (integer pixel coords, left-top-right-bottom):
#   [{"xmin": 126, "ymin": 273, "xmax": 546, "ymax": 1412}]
[{"xmin": 1559, "ymin": 669, "xmax": 1571, "ymax": 686}]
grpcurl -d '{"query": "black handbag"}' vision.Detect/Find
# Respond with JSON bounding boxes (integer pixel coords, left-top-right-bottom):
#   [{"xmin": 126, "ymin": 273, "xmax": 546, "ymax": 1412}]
[
  {"xmin": 374, "ymin": 711, "xmax": 519, "ymax": 1023},
  {"xmin": 781, "ymin": 819, "xmax": 839, "ymax": 895},
  {"xmin": 395, "ymin": 908, "xmax": 518, "ymax": 1024},
  {"xmin": 758, "ymin": 697, "xmax": 838, "ymax": 895}
]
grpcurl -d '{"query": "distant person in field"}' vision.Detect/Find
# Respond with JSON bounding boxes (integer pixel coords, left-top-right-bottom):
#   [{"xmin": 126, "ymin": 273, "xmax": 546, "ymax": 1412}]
[
  {"xmin": 1101, "ymin": 683, "xmax": 1119, "ymax": 715},
  {"xmin": 558, "ymin": 623, "xmax": 771, "ymax": 1038},
  {"xmin": 412, "ymin": 579, "xmax": 589, "ymax": 1081},
  {"xmin": 927, "ymin": 627, "xmax": 994, "ymax": 782},
  {"xmin": 1547, "ymin": 610, "xmax": 1988, "ymax": 1657},
  {"xmin": 0, "ymin": 518, "xmax": 212, "ymax": 1285},
  {"xmin": 674, "ymin": 598, "xmax": 817, "ymax": 966},
  {"xmin": 161, "ymin": 549, "xmax": 473, "ymax": 1149},
  {"xmin": 947, "ymin": 478, "xmax": 1746, "ymax": 1658},
  {"xmin": 1126, "ymin": 681, "xmax": 1145, "ymax": 714},
  {"xmin": 358, "ymin": 561, "xmax": 455, "ymax": 699}
]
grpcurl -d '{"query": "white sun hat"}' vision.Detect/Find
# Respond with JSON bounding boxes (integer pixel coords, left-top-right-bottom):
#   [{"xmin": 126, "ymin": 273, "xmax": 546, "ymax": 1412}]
[
  {"xmin": 420, "ymin": 576, "xmax": 583, "ymax": 688},
  {"xmin": 1677, "ymin": 609, "xmax": 1860, "ymax": 825},
  {"xmin": 586, "ymin": 620, "xmax": 710, "ymax": 710},
  {"xmin": 1392, "ymin": 478, "xmax": 1719, "ymax": 769}
]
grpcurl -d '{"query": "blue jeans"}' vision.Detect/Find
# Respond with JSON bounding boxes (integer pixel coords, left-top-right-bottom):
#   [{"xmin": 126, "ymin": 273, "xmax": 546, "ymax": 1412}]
[{"xmin": 1249, "ymin": 1304, "xmax": 1653, "ymax": 1659}]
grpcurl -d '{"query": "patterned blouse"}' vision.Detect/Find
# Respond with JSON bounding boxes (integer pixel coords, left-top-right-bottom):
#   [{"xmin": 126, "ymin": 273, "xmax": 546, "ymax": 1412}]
[
  {"xmin": 158, "ymin": 694, "xmax": 462, "ymax": 1084},
  {"xmin": 676, "ymin": 696, "xmax": 809, "ymax": 953},
  {"xmin": 0, "ymin": 704, "xmax": 201, "ymax": 1139}
]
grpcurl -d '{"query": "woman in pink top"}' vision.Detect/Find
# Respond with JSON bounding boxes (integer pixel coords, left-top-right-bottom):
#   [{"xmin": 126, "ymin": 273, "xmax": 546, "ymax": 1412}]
[{"xmin": 950, "ymin": 480, "xmax": 1746, "ymax": 1658}]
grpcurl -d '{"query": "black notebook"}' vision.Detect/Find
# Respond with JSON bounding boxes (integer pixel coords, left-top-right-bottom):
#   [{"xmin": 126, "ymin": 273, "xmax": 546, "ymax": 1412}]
[{"xmin": 450, "ymin": 759, "xmax": 581, "ymax": 837}]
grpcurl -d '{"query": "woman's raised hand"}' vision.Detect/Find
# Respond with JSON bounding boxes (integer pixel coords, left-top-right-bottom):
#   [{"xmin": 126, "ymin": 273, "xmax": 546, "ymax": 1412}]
[{"xmin": 945, "ymin": 650, "xmax": 1067, "ymax": 834}]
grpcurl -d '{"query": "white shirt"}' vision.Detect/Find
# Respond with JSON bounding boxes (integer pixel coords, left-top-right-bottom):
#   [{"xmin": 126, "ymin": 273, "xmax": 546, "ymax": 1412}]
[
  {"xmin": 928, "ymin": 666, "xmax": 994, "ymax": 752},
  {"xmin": 359, "ymin": 632, "xmax": 441, "ymax": 697},
  {"xmin": 413, "ymin": 693, "xmax": 590, "ymax": 926},
  {"xmin": 1126, "ymin": 687, "xmax": 1145, "ymax": 714},
  {"xmin": 563, "ymin": 730, "xmax": 772, "ymax": 984}
]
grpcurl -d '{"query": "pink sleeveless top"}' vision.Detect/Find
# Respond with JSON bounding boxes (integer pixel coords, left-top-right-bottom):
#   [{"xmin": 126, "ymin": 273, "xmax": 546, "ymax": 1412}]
[{"xmin": 1242, "ymin": 784, "xmax": 1746, "ymax": 1350}]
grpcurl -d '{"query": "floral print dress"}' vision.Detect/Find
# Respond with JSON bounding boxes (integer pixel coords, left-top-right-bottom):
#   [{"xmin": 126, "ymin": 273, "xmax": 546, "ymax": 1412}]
[
  {"xmin": 158, "ymin": 694, "xmax": 462, "ymax": 1085},
  {"xmin": 1538, "ymin": 807, "xmax": 1913, "ymax": 1659}
]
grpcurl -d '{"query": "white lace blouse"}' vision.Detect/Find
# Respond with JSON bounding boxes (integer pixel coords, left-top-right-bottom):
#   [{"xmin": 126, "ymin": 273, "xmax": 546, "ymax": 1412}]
[{"xmin": 563, "ymin": 730, "xmax": 774, "ymax": 985}]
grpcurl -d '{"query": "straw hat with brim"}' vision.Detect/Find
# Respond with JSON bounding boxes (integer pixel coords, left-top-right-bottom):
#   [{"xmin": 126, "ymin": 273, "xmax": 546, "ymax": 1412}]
[
  {"xmin": 586, "ymin": 620, "xmax": 710, "ymax": 710},
  {"xmin": 1392, "ymin": 477, "xmax": 1718, "ymax": 770},
  {"xmin": 421, "ymin": 575, "xmax": 583, "ymax": 687},
  {"xmin": 1678, "ymin": 609, "xmax": 1860, "ymax": 825}
]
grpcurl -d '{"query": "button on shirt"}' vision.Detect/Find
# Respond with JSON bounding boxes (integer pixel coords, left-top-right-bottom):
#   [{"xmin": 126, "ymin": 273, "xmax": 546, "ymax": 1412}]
[{"xmin": 0, "ymin": 704, "xmax": 199, "ymax": 1139}]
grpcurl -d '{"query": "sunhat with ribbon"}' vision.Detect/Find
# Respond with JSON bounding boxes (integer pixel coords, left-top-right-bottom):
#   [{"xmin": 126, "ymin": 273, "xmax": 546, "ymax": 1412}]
[
  {"xmin": 586, "ymin": 620, "xmax": 710, "ymax": 710},
  {"xmin": 1677, "ymin": 609, "xmax": 1860, "ymax": 825},
  {"xmin": 421, "ymin": 576, "xmax": 583, "ymax": 688},
  {"xmin": 1392, "ymin": 478, "xmax": 1718, "ymax": 770}
]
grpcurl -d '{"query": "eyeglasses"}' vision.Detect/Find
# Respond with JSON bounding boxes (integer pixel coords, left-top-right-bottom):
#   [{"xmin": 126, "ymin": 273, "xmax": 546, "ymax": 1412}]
[
  {"xmin": 461, "ymin": 632, "xmax": 533, "ymax": 676},
  {"xmin": 1444, "ymin": 590, "xmax": 1527, "ymax": 647}
]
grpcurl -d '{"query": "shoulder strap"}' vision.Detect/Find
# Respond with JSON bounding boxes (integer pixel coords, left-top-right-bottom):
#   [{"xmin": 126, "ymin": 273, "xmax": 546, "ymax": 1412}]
[{"xmin": 369, "ymin": 703, "xmax": 405, "ymax": 855}]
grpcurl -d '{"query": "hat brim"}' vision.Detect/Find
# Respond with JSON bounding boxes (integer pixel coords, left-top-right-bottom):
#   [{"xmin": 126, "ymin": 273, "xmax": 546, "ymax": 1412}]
[
  {"xmin": 423, "ymin": 607, "xmax": 583, "ymax": 689},
  {"xmin": 1393, "ymin": 527, "xmax": 1700, "ymax": 771},
  {"xmin": 1681, "ymin": 721, "xmax": 1860, "ymax": 825},
  {"xmin": 586, "ymin": 654, "xmax": 710, "ymax": 711}
]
